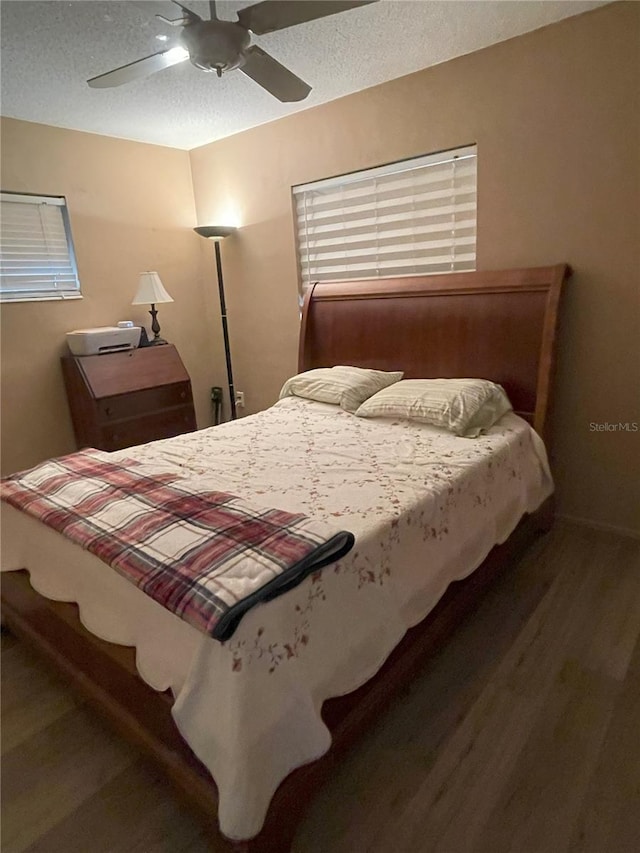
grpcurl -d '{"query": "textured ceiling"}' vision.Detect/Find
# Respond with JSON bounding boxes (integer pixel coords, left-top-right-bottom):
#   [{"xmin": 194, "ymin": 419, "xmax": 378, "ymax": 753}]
[{"xmin": 1, "ymin": 0, "xmax": 608, "ymax": 150}]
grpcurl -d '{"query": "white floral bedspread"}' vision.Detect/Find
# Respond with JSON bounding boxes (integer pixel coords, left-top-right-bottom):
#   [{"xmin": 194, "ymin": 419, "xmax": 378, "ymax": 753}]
[{"xmin": 0, "ymin": 398, "xmax": 552, "ymax": 840}]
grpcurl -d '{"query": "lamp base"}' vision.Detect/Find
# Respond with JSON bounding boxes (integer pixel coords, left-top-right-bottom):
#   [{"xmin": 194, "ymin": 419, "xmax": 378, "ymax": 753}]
[
  {"xmin": 147, "ymin": 303, "xmax": 169, "ymax": 346},
  {"xmin": 147, "ymin": 337, "xmax": 169, "ymax": 346}
]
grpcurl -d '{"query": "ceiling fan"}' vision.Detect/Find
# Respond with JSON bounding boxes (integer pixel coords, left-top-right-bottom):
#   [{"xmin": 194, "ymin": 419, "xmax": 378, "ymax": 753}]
[{"xmin": 88, "ymin": 0, "xmax": 375, "ymax": 102}]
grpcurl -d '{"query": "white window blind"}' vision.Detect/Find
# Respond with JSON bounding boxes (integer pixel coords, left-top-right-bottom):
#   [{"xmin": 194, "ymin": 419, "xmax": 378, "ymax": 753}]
[
  {"xmin": 0, "ymin": 192, "xmax": 81, "ymax": 302},
  {"xmin": 293, "ymin": 145, "xmax": 477, "ymax": 288}
]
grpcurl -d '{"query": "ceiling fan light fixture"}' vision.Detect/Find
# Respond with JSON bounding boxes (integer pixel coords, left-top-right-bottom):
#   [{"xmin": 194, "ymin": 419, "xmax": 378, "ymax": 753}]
[
  {"xmin": 190, "ymin": 57, "xmax": 234, "ymax": 74},
  {"xmin": 166, "ymin": 45, "xmax": 189, "ymax": 62}
]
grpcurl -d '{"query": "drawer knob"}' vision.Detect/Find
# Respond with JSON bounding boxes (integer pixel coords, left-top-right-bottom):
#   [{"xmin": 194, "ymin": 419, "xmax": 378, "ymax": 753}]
[
  {"xmin": 105, "ymin": 407, "xmax": 112, "ymax": 416},
  {"xmin": 180, "ymin": 391, "xmax": 186, "ymax": 399}
]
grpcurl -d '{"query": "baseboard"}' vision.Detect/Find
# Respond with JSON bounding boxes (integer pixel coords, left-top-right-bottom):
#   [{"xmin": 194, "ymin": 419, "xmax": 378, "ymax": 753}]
[{"xmin": 556, "ymin": 513, "xmax": 640, "ymax": 541}]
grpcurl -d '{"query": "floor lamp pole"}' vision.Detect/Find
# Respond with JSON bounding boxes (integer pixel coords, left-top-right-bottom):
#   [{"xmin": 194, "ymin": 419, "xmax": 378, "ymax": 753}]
[{"xmin": 213, "ymin": 240, "xmax": 237, "ymax": 420}]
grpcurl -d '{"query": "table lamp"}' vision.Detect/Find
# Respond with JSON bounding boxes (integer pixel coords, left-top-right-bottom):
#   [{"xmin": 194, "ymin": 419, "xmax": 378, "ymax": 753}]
[{"xmin": 132, "ymin": 271, "xmax": 174, "ymax": 345}]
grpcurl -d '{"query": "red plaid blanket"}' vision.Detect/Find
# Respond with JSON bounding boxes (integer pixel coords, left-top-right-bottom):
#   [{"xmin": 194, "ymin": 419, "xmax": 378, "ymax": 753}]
[{"xmin": 1, "ymin": 450, "xmax": 354, "ymax": 640}]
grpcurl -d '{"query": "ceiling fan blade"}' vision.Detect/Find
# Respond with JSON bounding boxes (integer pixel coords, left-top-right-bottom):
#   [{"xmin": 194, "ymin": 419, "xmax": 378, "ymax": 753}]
[
  {"xmin": 237, "ymin": 1, "xmax": 376, "ymax": 35},
  {"xmin": 239, "ymin": 46, "xmax": 311, "ymax": 102},
  {"xmin": 87, "ymin": 48, "xmax": 189, "ymax": 89},
  {"xmin": 171, "ymin": 0, "xmax": 202, "ymax": 22}
]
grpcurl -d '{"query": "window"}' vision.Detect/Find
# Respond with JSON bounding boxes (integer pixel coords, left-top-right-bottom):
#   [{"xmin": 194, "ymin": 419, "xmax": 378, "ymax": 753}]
[
  {"xmin": 293, "ymin": 145, "xmax": 477, "ymax": 290},
  {"xmin": 0, "ymin": 192, "xmax": 81, "ymax": 302}
]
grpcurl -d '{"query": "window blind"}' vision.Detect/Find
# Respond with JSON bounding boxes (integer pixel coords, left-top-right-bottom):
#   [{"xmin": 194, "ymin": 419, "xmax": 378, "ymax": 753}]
[
  {"xmin": 293, "ymin": 145, "xmax": 477, "ymax": 288},
  {"xmin": 0, "ymin": 192, "xmax": 81, "ymax": 302}
]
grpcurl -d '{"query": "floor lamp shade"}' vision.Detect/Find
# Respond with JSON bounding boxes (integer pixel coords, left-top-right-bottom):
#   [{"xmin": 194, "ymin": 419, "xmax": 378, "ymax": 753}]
[
  {"xmin": 194, "ymin": 226, "xmax": 236, "ymax": 241},
  {"xmin": 194, "ymin": 226, "xmax": 238, "ymax": 420}
]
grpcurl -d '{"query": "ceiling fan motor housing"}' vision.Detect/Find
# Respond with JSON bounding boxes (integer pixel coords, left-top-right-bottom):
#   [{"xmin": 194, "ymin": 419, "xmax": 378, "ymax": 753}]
[{"xmin": 179, "ymin": 20, "xmax": 250, "ymax": 73}]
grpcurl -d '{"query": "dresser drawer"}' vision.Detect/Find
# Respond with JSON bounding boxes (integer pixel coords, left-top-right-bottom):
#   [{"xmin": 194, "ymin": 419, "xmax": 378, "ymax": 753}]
[
  {"xmin": 97, "ymin": 382, "xmax": 191, "ymax": 423},
  {"xmin": 100, "ymin": 406, "xmax": 197, "ymax": 451}
]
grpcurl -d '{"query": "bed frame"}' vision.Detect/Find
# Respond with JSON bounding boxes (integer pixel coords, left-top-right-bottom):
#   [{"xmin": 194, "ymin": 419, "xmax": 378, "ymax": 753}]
[{"xmin": 1, "ymin": 264, "xmax": 570, "ymax": 852}]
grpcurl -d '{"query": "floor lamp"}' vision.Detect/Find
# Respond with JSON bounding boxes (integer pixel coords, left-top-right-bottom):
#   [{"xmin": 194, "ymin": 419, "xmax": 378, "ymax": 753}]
[{"xmin": 194, "ymin": 225, "xmax": 238, "ymax": 420}]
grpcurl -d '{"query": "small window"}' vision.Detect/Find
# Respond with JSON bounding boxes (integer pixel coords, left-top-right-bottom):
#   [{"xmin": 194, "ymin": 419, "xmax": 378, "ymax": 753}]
[
  {"xmin": 0, "ymin": 192, "xmax": 81, "ymax": 302},
  {"xmin": 293, "ymin": 145, "xmax": 477, "ymax": 290}
]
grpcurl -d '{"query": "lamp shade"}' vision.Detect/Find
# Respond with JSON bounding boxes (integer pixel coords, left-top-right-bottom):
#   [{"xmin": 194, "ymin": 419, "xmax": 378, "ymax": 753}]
[
  {"xmin": 132, "ymin": 272, "xmax": 174, "ymax": 305},
  {"xmin": 194, "ymin": 225, "xmax": 236, "ymax": 241}
]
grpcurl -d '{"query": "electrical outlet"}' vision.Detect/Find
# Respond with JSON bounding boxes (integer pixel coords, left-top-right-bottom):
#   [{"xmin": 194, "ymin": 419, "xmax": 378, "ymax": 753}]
[{"xmin": 235, "ymin": 391, "xmax": 245, "ymax": 408}]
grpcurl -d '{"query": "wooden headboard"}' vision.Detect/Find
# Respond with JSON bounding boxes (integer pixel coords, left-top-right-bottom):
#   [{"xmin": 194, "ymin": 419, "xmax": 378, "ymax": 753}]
[{"xmin": 299, "ymin": 265, "xmax": 570, "ymax": 442}]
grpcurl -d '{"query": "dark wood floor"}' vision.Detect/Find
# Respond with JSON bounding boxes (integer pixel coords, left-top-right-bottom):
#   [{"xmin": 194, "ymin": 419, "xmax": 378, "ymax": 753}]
[{"xmin": 2, "ymin": 522, "xmax": 639, "ymax": 852}]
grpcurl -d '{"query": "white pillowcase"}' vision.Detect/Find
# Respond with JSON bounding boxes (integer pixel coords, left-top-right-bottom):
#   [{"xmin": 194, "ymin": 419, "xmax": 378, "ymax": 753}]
[
  {"xmin": 279, "ymin": 366, "xmax": 404, "ymax": 413},
  {"xmin": 355, "ymin": 378, "xmax": 512, "ymax": 437}
]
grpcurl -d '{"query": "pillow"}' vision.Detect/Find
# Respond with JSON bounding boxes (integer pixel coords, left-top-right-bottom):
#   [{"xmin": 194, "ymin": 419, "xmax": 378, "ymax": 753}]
[
  {"xmin": 355, "ymin": 378, "xmax": 512, "ymax": 437},
  {"xmin": 279, "ymin": 366, "xmax": 404, "ymax": 413}
]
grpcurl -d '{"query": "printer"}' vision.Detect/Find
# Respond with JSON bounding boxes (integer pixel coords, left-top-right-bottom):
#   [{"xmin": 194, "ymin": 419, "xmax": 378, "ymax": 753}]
[{"xmin": 66, "ymin": 324, "xmax": 141, "ymax": 356}]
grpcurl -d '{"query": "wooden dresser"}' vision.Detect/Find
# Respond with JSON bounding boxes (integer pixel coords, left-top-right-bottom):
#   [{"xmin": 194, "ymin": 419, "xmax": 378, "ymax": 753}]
[{"xmin": 61, "ymin": 345, "xmax": 197, "ymax": 452}]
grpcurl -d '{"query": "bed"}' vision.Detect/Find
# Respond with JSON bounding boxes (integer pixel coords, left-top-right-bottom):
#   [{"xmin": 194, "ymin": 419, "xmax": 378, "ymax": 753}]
[{"xmin": 0, "ymin": 264, "xmax": 569, "ymax": 852}]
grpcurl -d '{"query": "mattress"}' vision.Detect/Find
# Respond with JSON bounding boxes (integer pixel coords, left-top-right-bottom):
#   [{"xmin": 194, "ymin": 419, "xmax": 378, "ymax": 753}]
[{"xmin": 0, "ymin": 397, "xmax": 553, "ymax": 840}]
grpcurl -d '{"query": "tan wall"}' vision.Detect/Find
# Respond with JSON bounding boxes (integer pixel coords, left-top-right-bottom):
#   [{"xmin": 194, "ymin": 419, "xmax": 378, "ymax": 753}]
[
  {"xmin": 0, "ymin": 119, "xmax": 225, "ymax": 475},
  {"xmin": 190, "ymin": 2, "xmax": 640, "ymax": 535}
]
